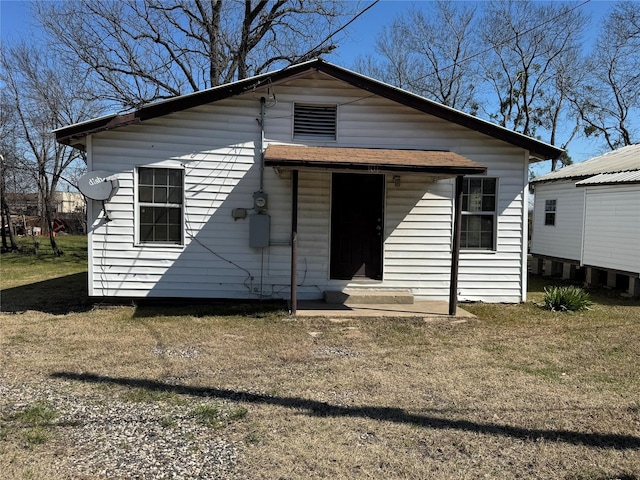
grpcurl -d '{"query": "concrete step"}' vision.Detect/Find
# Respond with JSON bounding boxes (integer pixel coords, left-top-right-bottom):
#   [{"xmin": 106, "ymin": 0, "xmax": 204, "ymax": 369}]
[{"xmin": 324, "ymin": 289, "xmax": 414, "ymax": 305}]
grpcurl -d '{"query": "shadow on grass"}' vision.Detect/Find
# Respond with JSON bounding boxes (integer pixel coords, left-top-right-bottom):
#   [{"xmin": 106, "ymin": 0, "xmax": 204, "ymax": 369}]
[
  {"xmin": 0, "ymin": 273, "xmax": 94, "ymax": 314},
  {"xmin": 51, "ymin": 371, "xmax": 640, "ymax": 451},
  {"xmin": 0, "ymin": 273, "xmax": 287, "ymax": 317},
  {"xmin": 132, "ymin": 299, "xmax": 288, "ymax": 319}
]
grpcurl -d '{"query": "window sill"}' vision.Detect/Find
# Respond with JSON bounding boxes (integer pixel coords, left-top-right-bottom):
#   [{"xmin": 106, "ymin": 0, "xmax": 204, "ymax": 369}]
[
  {"xmin": 135, "ymin": 242, "xmax": 185, "ymax": 249},
  {"xmin": 460, "ymin": 249, "xmax": 497, "ymax": 254}
]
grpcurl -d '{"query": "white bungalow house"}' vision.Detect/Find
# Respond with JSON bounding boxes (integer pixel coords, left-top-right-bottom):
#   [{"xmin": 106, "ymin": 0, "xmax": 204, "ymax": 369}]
[
  {"xmin": 530, "ymin": 144, "xmax": 640, "ymax": 296},
  {"xmin": 56, "ymin": 59, "xmax": 562, "ymax": 313}
]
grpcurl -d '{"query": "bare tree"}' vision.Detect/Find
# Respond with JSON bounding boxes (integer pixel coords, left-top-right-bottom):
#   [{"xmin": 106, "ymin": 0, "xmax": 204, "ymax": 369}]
[
  {"xmin": 402, "ymin": 1, "xmax": 480, "ymax": 113},
  {"xmin": 572, "ymin": 1, "xmax": 640, "ymax": 150},
  {"xmin": 479, "ymin": 0, "xmax": 587, "ymax": 168},
  {"xmin": 0, "ymin": 42, "xmax": 103, "ymax": 255},
  {"xmin": 36, "ymin": 0, "xmax": 362, "ymax": 110},
  {"xmin": 0, "ymin": 155, "xmax": 19, "ymax": 252},
  {"xmin": 0, "ymin": 92, "xmax": 21, "ymax": 251},
  {"xmin": 353, "ymin": 18, "xmax": 419, "ymax": 93},
  {"xmin": 354, "ymin": 1, "xmax": 481, "ymax": 113}
]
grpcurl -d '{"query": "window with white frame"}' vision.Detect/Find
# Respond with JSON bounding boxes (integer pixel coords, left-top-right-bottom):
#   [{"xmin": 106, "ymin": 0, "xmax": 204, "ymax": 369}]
[
  {"xmin": 461, "ymin": 177, "xmax": 497, "ymax": 250},
  {"xmin": 544, "ymin": 199, "xmax": 556, "ymax": 226},
  {"xmin": 137, "ymin": 167, "xmax": 184, "ymax": 244}
]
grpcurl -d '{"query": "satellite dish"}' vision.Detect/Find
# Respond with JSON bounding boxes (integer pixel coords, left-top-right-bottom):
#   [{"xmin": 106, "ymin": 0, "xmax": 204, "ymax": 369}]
[{"xmin": 77, "ymin": 170, "xmax": 119, "ymax": 201}]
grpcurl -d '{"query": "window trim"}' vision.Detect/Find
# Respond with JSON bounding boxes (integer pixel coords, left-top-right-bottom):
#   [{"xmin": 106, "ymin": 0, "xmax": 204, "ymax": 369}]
[
  {"xmin": 135, "ymin": 166, "xmax": 185, "ymax": 247},
  {"xmin": 544, "ymin": 199, "xmax": 556, "ymax": 226},
  {"xmin": 460, "ymin": 176, "xmax": 498, "ymax": 251}
]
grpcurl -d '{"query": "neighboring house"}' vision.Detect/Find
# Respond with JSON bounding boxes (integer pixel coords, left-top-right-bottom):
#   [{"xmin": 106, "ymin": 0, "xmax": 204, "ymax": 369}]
[
  {"xmin": 55, "ymin": 59, "xmax": 561, "ymax": 312},
  {"xmin": 3, "ymin": 191, "xmax": 85, "ymax": 235},
  {"xmin": 531, "ymin": 144, "xmax": 640, "ymax": 296},
  {"xmin": 54, "ymin": 192, "xmax": 85, "ymax": 214},
  {"xmin": 5, "ymin": 191, "xmax": 85, "ymax": 215},
  {"xmin": 5, "ymin": 193, "xmax": 40, "ymax": 216}
]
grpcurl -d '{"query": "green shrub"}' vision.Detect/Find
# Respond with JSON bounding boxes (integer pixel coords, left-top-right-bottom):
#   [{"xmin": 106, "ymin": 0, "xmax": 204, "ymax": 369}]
[{"xmin": 542, "ymin": 285, "xmax": 592, "ymax": 312}]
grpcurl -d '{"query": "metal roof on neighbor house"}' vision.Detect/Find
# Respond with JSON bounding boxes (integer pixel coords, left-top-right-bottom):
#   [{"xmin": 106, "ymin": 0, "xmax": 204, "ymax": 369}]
[
  {"xmin": 54, "ymin": 59, "xmax": 563, "ymax": 161},
  {"xmin": 575, "ymin": 170, "xmax": 640, "ymax": 186},
  {"xmin": 264, "ymin": 145, "xmax": 487, "ymax": 175},
  {"xmin": 532, "ymin": 143, "xmax": 640, "ymax": 183}
]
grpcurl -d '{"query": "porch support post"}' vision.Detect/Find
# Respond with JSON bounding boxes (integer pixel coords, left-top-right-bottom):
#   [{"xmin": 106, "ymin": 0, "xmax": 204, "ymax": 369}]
[
  {"xmin": 449, "ymin": 175, "xmax": 464, "ymax": 316},
  {"xmin": 290, "ymin": 169, "xmax": 299, "ymax": 315}
]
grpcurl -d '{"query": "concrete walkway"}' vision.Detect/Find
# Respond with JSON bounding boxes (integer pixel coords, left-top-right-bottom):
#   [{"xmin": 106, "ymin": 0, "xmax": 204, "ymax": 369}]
[{"xmin": 295, "ymin": 300, "xmax": 475, "ymax": 319}]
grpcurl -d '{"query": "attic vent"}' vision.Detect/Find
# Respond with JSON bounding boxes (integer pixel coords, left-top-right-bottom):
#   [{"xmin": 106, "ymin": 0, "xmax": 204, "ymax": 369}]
[{"xmin": 294, "ymin": 103, "xmax": 337, "ymax": 140}]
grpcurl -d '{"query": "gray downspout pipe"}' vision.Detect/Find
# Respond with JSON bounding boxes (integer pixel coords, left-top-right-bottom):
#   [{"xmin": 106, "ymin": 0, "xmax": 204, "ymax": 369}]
[
  {"xmin": 449, "ymin": 175, "xmax": 464, "ymax": 316},
  {"xmin": 290, "ymin": 169, "xmax": 299, "ymax": 315}
]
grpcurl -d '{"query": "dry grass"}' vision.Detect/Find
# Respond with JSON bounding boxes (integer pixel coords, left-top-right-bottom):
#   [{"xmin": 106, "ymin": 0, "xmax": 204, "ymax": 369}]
[{"xmin": 1, "ymin": 243, "xmax": 639, "ymax": 479}]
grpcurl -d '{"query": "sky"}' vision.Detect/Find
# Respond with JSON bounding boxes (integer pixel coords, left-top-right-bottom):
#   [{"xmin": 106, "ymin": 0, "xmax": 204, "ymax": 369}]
[{"xmin": 0, "ymin": 0, "xmax": 626, "ymax": 169}]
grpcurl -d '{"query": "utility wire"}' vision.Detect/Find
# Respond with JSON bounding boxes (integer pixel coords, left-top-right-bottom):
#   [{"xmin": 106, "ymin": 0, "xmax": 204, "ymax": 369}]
[
  {"xmin": 261, "ymin": 0, "xmax": 589, "ymax": 124},
  {"xmin": 296, "ymin": 0, "xmax": 381, "ymax": 61},
  {"xmin": 265, "ymin": 0, "xmax": 591, "ymax": 122},
  {"xmin": 391, "ymin": 0, "xmax": 591, "ymax": 86}
]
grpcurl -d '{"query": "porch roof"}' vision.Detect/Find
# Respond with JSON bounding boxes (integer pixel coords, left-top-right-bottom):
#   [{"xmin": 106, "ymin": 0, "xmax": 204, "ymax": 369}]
[{"xmin": 264, "ymin": 145, "xmax": 487, "ymax": 175}]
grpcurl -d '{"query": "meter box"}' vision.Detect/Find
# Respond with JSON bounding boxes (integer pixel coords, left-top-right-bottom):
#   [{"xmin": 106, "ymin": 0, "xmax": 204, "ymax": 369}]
[
  {"xmin": 253, "ymin": 192, "xmax": 268, "ymax": 212},
  {"xmin": 249, "ymin": 213, "xmax": 270, "ymax": 248}
]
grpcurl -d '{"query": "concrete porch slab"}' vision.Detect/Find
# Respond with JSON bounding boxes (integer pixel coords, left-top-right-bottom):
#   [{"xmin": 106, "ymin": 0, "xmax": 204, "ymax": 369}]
[
  {"xmin": 324, "ymin": 289, "xmax": 414, "ymax": 305},
  {"xmin": 295, "ymin": 300, "xmax": 475, "ymax": 319}
]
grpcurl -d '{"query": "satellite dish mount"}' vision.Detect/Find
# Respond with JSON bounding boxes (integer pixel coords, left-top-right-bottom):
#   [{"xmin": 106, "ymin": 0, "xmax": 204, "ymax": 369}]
[{"xmin": 77, "ymin": 170, "xmax": 119, "ymax": 222}]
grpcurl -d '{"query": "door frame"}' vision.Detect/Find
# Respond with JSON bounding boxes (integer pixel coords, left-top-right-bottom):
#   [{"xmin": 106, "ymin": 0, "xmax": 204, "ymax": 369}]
[{"xmin": 329, "ymin": 172, "xmax": 385, "ymax": 281}]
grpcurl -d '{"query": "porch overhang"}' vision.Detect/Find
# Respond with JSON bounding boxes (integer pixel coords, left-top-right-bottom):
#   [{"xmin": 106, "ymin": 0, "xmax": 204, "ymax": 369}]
[
  {"xmin": 273, "ymin": 145, "xmax": 482, "ymax": 317},
  {"xmin": 264, "ymin": 145, "xmax": 487, "ymax": 176}
]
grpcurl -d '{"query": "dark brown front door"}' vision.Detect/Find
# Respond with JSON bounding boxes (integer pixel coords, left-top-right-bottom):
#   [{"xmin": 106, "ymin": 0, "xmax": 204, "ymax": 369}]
[{"xmin": 330, "ymin": 173, "xmax": 384, "ymax": 280}]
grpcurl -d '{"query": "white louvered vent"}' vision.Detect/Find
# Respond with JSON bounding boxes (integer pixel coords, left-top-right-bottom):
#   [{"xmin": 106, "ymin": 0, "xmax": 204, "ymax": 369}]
[{"xmin": 294, "ymin": 104, "xmax": 337, "ymax": 140}]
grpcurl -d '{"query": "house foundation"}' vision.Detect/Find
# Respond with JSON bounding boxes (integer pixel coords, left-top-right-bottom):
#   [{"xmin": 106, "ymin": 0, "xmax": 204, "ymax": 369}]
[
  {"xmin": 532, "ymin": 255, "xmax": 583, "ymax": 281},
  {"xmin": 532, "ymin": 255, "xmax": 639, "ymax": 297}
]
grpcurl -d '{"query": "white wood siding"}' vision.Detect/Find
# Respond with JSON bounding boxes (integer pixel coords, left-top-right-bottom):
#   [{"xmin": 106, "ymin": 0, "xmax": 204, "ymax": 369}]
[
  {"xmin": 88, "ymin": 73, "xmax": 530, "ymax": 302},
  {"xmin": 531, "ymin": 180, "xmax": 584, "ymax": 261},
  {"xmin": 582, "ymin": 185, "xmax": 640, "ymax": 274}
]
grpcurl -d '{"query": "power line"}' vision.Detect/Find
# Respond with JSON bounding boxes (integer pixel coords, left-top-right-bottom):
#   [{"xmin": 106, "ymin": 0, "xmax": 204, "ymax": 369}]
[
  {"xmin": 264, "ymin": 0, "xmax": 593, "ymax": 123},
  {"xmin": 399, "ymin": 0, "xmax": 592, "ymax": 86},
  {"xmin": 297, "ymin": 0, "xmax": 381, "ymax": 61}
]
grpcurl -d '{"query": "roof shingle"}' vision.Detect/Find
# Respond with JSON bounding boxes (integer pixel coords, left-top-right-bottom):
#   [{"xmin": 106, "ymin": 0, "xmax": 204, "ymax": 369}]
[{"xmin": 264, "ymin": 145, "xmax": 487, "ymax": 175}]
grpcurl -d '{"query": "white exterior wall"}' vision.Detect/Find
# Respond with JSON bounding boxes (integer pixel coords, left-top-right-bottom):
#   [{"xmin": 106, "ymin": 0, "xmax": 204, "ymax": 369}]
[
  {"xmin": 531, "ymin": 180, "xmax": 584, "ymax": 261},
  {"xmin": 87, "ymin": 74, "xmax": 530, "ymax": 302},
  {"xmin": 582, "ymin": 184, "xmax": 640, "ymax": 274}
]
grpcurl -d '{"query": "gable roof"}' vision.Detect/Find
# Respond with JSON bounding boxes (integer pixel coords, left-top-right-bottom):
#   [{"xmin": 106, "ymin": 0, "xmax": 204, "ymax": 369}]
[
  {"xmin": 532, "ymin": 143, "xmax": 640, "ymax": 183},
  {"xmin": 55, "ymin": 59, "xmax": 562, "ymax": 161}
]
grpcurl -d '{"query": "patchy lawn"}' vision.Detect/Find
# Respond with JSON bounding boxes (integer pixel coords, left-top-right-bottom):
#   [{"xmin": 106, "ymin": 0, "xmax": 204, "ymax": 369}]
[{"xmin": 1, "ymin": 243, "xmax": 639, "ymax": 479}]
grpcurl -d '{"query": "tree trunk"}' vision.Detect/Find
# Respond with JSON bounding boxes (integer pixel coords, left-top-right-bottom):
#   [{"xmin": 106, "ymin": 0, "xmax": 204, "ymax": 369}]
[
  {"xmin": 0, "ymin": 170, "xmax": 18, "ymax": 252},
  {"xmin": 1, "ymin": 200, "xmax": 6, "ymax": 251},
  {"xmin": 237, "ymin": 0, "xmax": 256, "ymax": 80},
  {"xmin": 1, "ymin": 195, "xmax": 18, "ymax": 252},
  {"xmin": 43, "ymin": 200, "xmax": 63, "ymax": 256}
]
